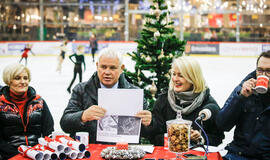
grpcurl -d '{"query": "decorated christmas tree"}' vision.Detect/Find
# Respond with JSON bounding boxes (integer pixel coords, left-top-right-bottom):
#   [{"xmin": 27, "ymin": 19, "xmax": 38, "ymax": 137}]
[{"xmin": 125, "ymin": 0, "xmax": 186, "ymax": 110}]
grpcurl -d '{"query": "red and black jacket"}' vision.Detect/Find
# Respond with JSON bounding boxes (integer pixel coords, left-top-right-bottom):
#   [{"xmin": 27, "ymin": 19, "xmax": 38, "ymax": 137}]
[{"xmin": 0, "ymin": 86, "xmax": 54, "ymax": 159}]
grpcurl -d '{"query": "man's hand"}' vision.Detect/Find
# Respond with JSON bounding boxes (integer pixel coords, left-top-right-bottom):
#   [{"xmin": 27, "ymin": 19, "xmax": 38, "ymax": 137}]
[
  {"xmin": 81, "ymin": 105, "xmax": 107, "ymax": 123},
  {"xmin": 241, "ymin": 78, "xmax": 256, "ymax": 97},
  {"xmin": 135, "ymin": 110, "xmax": 152, "ymax": 127}
]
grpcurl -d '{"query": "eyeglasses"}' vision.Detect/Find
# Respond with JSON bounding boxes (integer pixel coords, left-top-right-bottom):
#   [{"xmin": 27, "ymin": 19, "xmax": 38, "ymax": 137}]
[{"xmin": 256, "ymin": 67, "xmax": 270, "ymax": 77}]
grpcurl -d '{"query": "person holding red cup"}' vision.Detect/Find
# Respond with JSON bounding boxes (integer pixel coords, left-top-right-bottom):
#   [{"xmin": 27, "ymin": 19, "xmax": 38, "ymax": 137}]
[{"xmin": 216, "ymin": 50, "xmax": 270, "ymax": 160}]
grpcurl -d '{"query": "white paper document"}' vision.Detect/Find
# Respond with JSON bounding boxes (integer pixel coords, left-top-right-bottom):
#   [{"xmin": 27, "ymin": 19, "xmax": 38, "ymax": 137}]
[{"xmin": 96, "ymin": 89, "xmax": 144, "ymax": 143}]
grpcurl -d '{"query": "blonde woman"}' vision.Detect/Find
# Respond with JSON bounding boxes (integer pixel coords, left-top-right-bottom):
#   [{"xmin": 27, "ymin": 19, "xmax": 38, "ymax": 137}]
[
  {"xmin": 143, "ymin": 56, "xmax": 224, "ymax": 146},
  {"xmin": 67, "ymin": 45, "xmax": 86, "ymax": 93},
  {"xmin": 0, "ymin": 63, "xmax": 54, "ymax": 159},
  {"xmin": 56, "ymin": 40, "xmax": 68, "ymax": 73}
]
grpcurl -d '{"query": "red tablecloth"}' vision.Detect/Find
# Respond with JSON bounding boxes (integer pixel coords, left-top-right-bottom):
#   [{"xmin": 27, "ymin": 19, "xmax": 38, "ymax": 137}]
[{"xmin": 10, "ymin": 144, "xmax": 223, "ymax": 160}]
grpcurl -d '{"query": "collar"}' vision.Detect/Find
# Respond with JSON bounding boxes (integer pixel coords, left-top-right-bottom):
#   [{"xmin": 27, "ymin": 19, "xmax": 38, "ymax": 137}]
[
  {"xmin": 10, "ymin": 89, "xmax": 28, "ymax": 102},
  {"xmin": 100, "ymin": 81, "xmax": 119, "ymax": 89}
]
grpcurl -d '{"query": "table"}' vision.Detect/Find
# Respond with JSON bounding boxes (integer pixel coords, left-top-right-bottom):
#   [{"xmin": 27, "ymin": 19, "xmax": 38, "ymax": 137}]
[{"xmin": 10, "ymin": 144, "xmax": 223, "ymax": 160}]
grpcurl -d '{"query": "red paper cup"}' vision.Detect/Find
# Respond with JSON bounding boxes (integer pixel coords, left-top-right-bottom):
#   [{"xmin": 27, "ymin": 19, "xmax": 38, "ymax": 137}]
[
  {"xmin": 255, "ymin": 75, "xmax": 269, "ymax": 94},
  {"xmin": 164, "ymin": 133, "xmax": 168, "ymax": 150}
]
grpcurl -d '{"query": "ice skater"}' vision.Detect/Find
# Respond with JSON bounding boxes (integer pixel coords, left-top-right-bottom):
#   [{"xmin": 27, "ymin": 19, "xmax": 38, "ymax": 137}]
[
  {"xmin": 89, "ymin": 34, "xmax": 98, "ymax": 62},
  {"xmin": 67, "ymin": 45, "xmax": 86, "ymax": 93},
  {"xmin": 19, "ymin": 44, "xmax": 35, "ymax": 66},
  {"xmin": 56, "ymin": 40, "xmax": 68, "ymax": 74}
]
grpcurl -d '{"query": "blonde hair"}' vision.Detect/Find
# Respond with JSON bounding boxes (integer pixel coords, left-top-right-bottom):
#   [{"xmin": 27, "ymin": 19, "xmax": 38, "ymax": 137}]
[
  {"xmin": 77, "ymin": 45, "xmax": 84, "ymax": 51},
  {"xmin": 77, "ymin": 45, "xmax": 85, "ymax": 54},
  {"xmin": 97, "ymin": 47, "xmax": 123, "ymax": 65},
  {"xmin": 169, "ymin": 56, "xmax": 206, "ymax": 93},
  {"xmin": 2, "ymin": 63, "xmax": 31, "ymax": 85}
]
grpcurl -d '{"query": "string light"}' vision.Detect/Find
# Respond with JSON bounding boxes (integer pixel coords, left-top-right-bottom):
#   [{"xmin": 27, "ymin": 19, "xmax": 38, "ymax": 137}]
[{"xmin": 164, "ymin": 0, "xmax": 267, "ymax": 14}]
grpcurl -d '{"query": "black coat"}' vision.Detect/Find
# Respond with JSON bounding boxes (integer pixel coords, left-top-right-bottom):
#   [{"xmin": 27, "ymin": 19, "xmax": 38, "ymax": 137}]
[
  {"xmin": 216, "ymin": 71, "xmax": 270, "ymax": 159},
  {"xmin": 143, "ymin": 88, "xmax": 224, "ymax": 146},
  {"xmin": 0, "ymin": 86, "xmax": 54, "ymax": 159},
  {"xmin": 60, "ymin": 72, "xmax": 148, "ymax": 143}
]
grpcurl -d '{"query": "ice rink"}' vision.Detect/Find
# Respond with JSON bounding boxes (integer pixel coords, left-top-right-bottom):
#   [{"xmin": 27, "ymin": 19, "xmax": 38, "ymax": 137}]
[{"xmin": 0, "ymin": 54, "xmax": 257, "ymax": 149}]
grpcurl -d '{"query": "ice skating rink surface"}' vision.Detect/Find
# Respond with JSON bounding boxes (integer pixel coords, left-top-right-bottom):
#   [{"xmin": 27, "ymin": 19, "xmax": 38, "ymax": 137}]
[{"xmin": 0, "ymin": 54, "xmax": 257, "ymax": 150}]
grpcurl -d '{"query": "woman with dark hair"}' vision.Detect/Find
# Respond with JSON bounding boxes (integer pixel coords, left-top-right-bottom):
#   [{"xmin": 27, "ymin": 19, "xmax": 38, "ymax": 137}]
[{"xmin": 0, "ymin": 63, "xmax": 54, "ymax": 159}]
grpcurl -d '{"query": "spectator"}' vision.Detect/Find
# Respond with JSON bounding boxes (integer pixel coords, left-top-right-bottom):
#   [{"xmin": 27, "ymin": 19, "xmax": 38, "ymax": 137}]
[
  {"xmin": 210, "ymin": 30, "xmax": 218, "ymax": 41},
  {"xmin": 0, "ymin": 63, "xmax": 54, "ymax": 159},
  {"xmin": 143, "ymin": 56, "xmax": 224, "ymax": 146},
  {"xmin": 203, "ymin": 28, "xmax": 212, "ymax": 41},
  {"xmin": 216, "ymin": 50, "xmax": 270, "ymax": 160},
  {"xmin": 60, "ymin": 47, "xmax": 151, "ymax": 143}
]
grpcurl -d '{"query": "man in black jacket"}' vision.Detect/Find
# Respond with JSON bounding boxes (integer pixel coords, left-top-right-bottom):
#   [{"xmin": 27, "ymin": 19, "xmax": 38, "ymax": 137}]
[
  {"xmin": 60, "ymin": 47, "xmax": 151, "ymax": 143},
  {"xmin": 217, "ymin": 51, "xmax": 270, "ymax": 160}
]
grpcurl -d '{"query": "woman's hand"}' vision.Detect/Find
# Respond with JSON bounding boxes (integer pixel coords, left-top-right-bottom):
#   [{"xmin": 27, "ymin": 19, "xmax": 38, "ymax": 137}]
[{"xmin": 190, "ymin": 129, "xmax": 201, "ymax": 142}]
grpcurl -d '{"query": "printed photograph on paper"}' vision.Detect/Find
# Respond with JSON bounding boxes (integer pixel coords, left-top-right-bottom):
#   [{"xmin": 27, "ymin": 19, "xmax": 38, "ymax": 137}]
[
  {"xmin": 117, "ymin": 116, "xmax": 140, "ymax": 135},
  {"xmin": 97, "ymin": 115, "xmax": 141, "ymax": 143}
]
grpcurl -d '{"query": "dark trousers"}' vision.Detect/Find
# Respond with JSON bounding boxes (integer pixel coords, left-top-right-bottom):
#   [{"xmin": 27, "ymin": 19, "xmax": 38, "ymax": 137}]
[
  {"xmin": 91, "ymin": 48, "xmax": 97, "ymax": 61},
  {"xmin": 68, "ymin": 64, "xmax": 82, "ymax": 90}
]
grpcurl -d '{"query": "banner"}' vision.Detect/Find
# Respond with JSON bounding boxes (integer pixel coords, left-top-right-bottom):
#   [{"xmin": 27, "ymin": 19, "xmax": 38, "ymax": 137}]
[{"xmin": 185, "ymin": 43, "xmax": 219, "ymax": 55}]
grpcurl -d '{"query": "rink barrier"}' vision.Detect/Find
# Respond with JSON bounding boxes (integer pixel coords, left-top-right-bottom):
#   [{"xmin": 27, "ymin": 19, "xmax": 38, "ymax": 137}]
[{"xmin": 0, "ymin": 41, "xmax": 269, "ymax": 57}]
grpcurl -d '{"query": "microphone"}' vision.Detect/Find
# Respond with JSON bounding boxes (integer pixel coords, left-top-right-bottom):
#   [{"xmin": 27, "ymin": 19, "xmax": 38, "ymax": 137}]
[{"xmin": 196, "ymin": 108, "xmax": 212, "ymax": 121}]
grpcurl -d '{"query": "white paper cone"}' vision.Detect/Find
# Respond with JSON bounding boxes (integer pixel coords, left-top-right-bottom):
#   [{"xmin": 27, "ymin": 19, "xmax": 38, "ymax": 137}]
[
  {"xmin": 67, "ymin": 151, "xmax": 77, "ymax": 159},
  {"xmin": 44, "ymin": 150, "xmax": 58, "ymax": 160},
  {"xmin": 59, "ymin": 137, "xmax": 85, "ymax": 151},
  {"xmin": 38, "ymin": 137, "xmax": 64, "ymax": 152},
  {"xmin": 55, "ymin": 152, "xmax": 66, "ymax": 160},
  {"xmin": 18, "ymin": 145, "xmax": 44, "ymax": 160},
  {"xmin": 48, "ymin": 141, "xmax": 64, "ymax": 152},
  {"xmin": 76, "ymin": 151, "xmax": 84, "ymax": 159},
  {"xmin": 83, "ymin": 150, "xmax": 91, "ymax": 158}
]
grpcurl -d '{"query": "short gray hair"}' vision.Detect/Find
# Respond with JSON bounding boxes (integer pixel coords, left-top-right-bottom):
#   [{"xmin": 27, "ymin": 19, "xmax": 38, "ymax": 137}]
[
  {"xmin": 97, "ymin": 47, "xmax": 123, "ymax": 65},
  {"xmin": 2, "ymin": 63, "xmax": 31, "ymax": 85}
]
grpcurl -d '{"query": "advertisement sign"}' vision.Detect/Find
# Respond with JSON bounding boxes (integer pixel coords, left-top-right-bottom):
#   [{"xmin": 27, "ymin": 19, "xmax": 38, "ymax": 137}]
[
  {"xmin": 185, "ymin": 43, "xmax": 219, "ymax": 55},
  {"xmin": 220, "ymin": 43, "xmax": 261, "ymax": 56},
  {"xmin": 262, "ymin": 44, "xmax": 270, "ymax": 52},
  {"xmin": 8, "ymin": 43, "xmax": 26, "ymax": 55}
]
